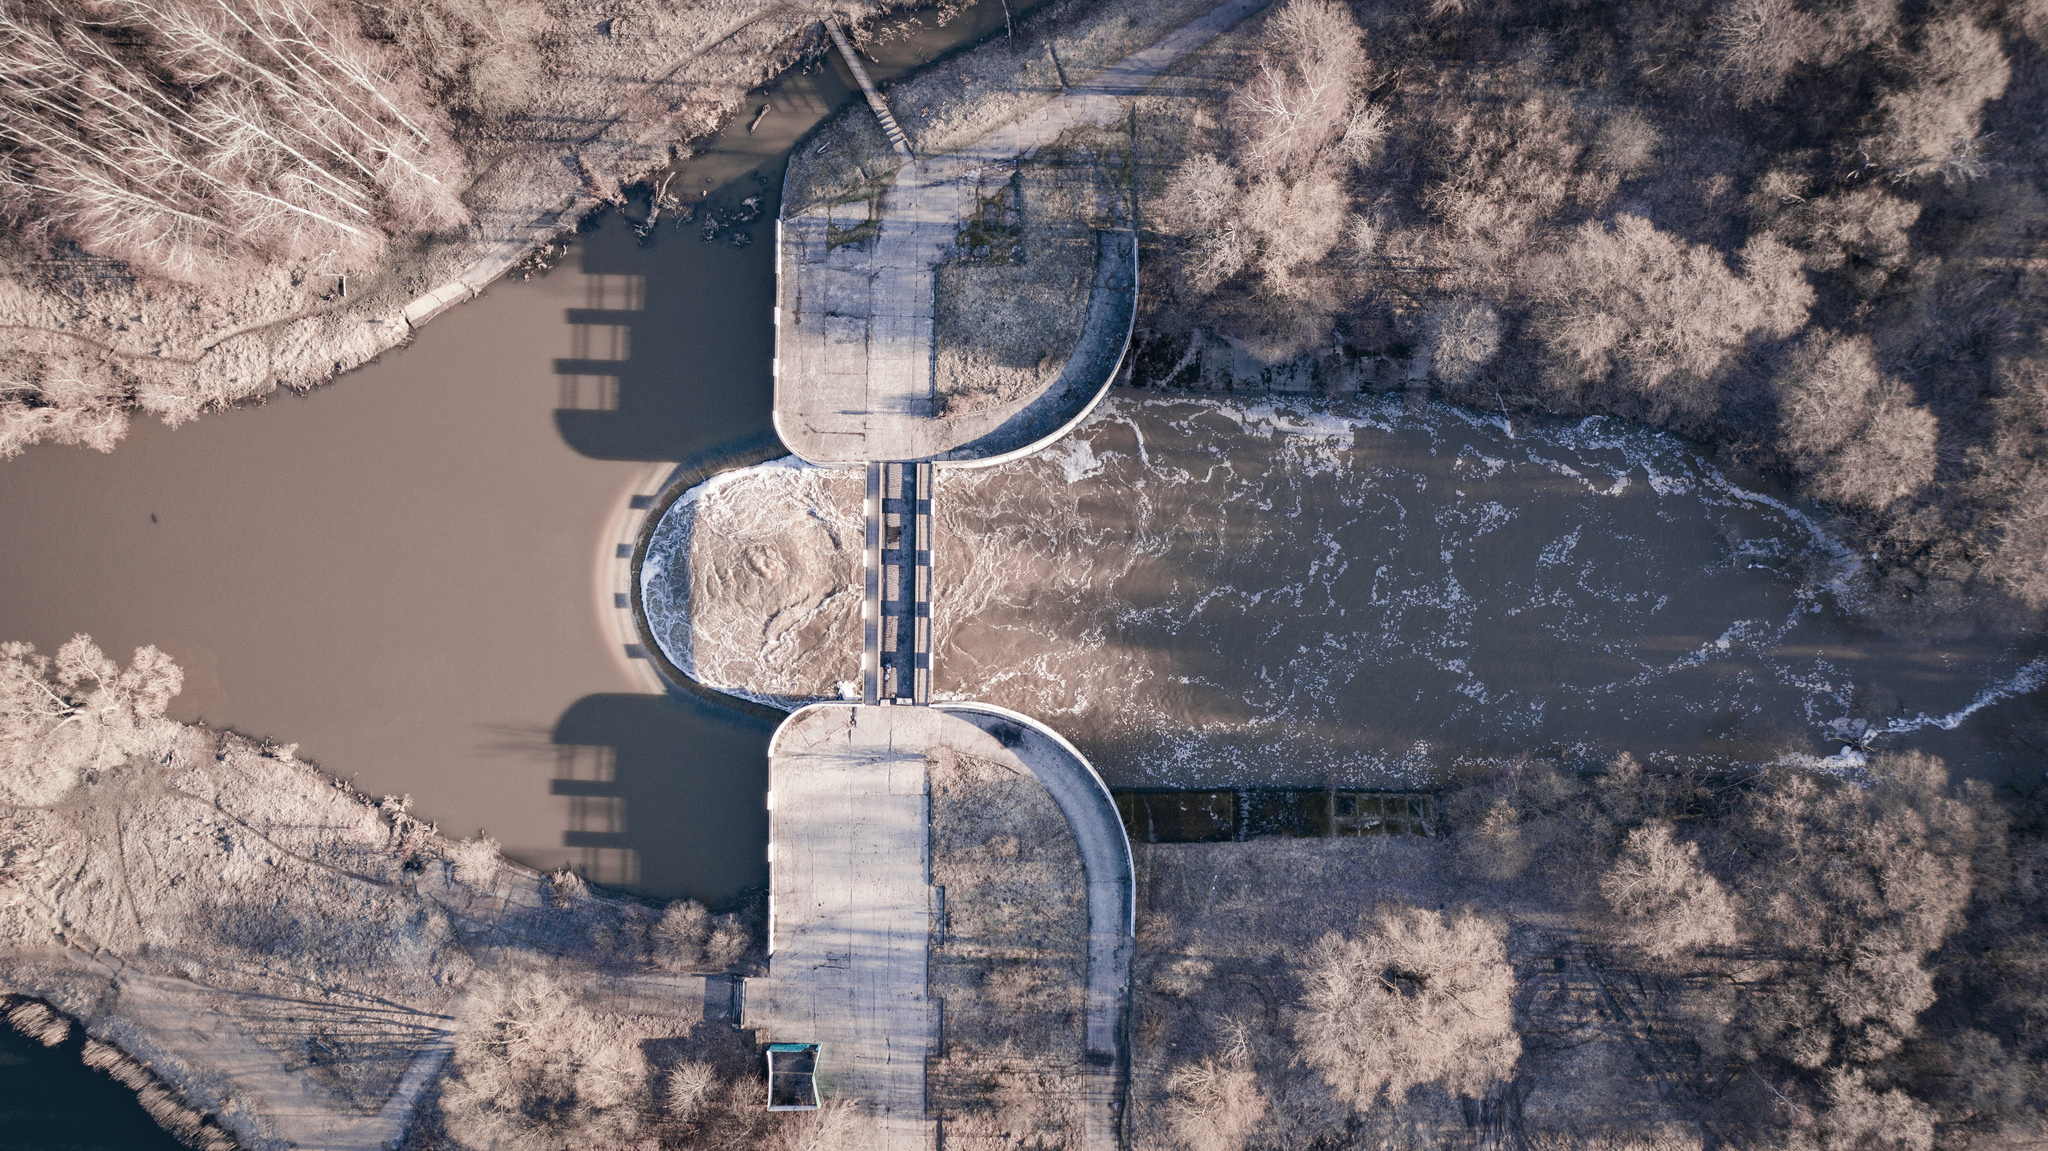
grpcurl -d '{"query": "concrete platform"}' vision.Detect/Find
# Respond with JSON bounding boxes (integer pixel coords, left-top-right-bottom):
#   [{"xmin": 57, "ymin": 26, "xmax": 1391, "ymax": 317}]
[
  {"xmin": 744, "ymin": 704, "xmax": 939, "ymax": 1149},
  {"xmin": 773, "ymin": 0, "xmax": 1269, "ymax": 466},
  {"xmin": 742, "ymin": 702, "xmax": 1134, "ymax": 1151}
]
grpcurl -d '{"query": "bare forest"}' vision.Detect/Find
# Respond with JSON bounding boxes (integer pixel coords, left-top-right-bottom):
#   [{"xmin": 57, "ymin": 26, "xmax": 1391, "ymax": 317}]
[
  {"xmin": 0, "ymin": 0, "xmax": 870, "ymax": 458},
  {"xmin": 1133, "ymin": 0, "xmax": 2048, "ymax": 618},
  {"xmin": 0, "ymin": 636, "xmax": 865, "ymax": 1151},
  {"xmin": 1134, "ymin": 750, "xmax": 2048, "ymax": 1150}
]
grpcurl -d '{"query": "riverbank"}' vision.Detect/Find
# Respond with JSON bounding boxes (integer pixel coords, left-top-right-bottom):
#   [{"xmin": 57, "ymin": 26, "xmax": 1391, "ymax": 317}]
[
  {"xmin": 0, "ymin": 0, "xmax": 836, "ymax": 459},
  {"xmin": 0, "ymin": 638, "xmax": 781, "ymax": 1150},
  {"xmin": 1127, "ymin": 750, "xmax": 2048, "ymax": 1149},
  {"xmin": 653, "ymin": 394, "xmax": 2048, "ymax": 788}
]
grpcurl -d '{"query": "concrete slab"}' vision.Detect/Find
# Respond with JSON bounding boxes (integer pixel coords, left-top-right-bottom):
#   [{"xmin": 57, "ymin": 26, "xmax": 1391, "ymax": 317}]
[{"xmin": 745, "ymin": 704, "xmax": 940, "ymax": 1149}]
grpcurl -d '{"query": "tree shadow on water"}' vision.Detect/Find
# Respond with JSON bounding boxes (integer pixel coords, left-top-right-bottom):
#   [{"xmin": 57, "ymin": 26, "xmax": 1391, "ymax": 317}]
[
  {"xmin": 549, "ymin": 692, "xmax": 774, "ymax": 905},
  {"xmin": 552, "ymin": 199, "xmax": 779, "ymax": 463}
]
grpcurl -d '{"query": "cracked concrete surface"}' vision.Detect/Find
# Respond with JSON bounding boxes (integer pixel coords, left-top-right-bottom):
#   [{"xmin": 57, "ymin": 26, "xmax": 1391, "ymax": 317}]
[{"xmin": 744, "ymin": 704, "xmax": 939, "ymax": 1150}]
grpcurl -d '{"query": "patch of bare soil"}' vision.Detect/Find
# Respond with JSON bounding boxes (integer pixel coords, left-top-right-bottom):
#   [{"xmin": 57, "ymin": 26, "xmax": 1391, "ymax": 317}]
[{"xmin": 925, "ymin": 743, "xmax": 1089, "ymax": 1150}]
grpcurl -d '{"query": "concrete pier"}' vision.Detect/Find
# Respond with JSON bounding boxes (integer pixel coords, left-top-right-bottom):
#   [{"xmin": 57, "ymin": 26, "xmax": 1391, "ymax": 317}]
[{"xmin": 744, "ymin": 703, "xmax": 1134, "ymax": 1151}]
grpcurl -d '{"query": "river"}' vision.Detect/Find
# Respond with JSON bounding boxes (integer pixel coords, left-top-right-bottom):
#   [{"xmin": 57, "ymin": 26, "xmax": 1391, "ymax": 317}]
[
  {"xmin": 5, "ymin": 0, "xmax": 2047, "ymax": 1138},
  {"xmin": 658, "ymin": 394, "xmax": 2048, "ymax": 789},
  {"xmin": 0, "ymin": 2, "xmax": 1043, "ymax": 1138}
]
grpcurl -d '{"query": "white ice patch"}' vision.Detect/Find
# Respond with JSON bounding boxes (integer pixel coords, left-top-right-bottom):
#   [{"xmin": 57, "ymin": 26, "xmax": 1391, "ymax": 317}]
[
  {"xmin": 1537, "ymin": 526, "xmax": 1582, "ymax": 568},
  {"xmin": 1871, "ymin": 656, "xmax": 2048, "ymax": 734}
]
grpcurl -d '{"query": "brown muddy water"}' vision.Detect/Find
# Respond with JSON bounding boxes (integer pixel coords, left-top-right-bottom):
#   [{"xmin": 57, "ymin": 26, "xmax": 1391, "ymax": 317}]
[
  {"xmin": 0, "ymin": 4, "xmax": 1043, "ymax": 1138},
  {"xmin": 0, "ymin": 0, "xmax": 1038, "ymax": 910},
  {"xmin": 658, "ymin": 395, "xmax": 2048, "ymax": 790}
]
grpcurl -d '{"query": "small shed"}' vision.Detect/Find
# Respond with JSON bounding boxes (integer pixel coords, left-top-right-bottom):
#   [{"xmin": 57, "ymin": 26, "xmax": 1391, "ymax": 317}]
[{"xmin": 765, "ymin": 1042, "xmax": 820, "ymax": 1110}]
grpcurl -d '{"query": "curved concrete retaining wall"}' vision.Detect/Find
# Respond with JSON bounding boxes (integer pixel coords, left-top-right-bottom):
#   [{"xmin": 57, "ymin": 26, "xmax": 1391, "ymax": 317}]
[
  {"xmin": 936, "ymin": 227, "xmax": 1138, "ymax": 470},
  {"xmin": 935, "ymin": 702, "xmax": 1132, "ymax": 1151},
  {"xmin": 628, "ymin": 434, "xmax": 803, "ymax": 721}
]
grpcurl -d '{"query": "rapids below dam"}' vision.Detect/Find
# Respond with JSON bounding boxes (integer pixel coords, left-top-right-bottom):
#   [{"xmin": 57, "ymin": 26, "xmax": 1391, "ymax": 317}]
[{"xmin": 648, "ymin": 393, "xmax": 2048, "ymax": 788}]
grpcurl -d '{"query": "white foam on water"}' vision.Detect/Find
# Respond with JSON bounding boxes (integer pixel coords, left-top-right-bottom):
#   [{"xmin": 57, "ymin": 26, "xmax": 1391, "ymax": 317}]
[{"xmin": 1873, "ymin": 657, "xmax": 2048, "ymax": 734}]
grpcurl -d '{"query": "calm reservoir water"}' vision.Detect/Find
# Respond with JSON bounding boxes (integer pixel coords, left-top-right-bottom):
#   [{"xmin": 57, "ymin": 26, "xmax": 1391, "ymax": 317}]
[{"xmin": 0, "ymin": 3, "xmax": 1033, "ymax": 1134}]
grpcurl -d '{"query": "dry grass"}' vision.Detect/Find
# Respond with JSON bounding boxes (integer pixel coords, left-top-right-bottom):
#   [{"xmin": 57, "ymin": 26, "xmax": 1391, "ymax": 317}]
[
  {"xmin": 924, "ymin": 744, "xmax": 1088, "ymax": 1150},
  {"xmin": 1126, "ymin": 748, "xmax": 2048, "ymax": 1150},
  {"xmin": 0, "ymin": 0, "xmax": 826, "ymax": 458},
  {"xmin": 0, "ymin": 636, "xmax": 776, "ymax": 1149},
  {"xmin": 932, "ymin": 124, "xmax": 1127, "ymax": 417}
]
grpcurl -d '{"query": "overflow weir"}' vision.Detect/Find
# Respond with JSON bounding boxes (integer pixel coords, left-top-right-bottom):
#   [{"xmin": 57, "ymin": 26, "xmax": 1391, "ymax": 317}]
[{"xmin": 636, "ymin": 3, "xmax": 1283, "ymax": 1147}]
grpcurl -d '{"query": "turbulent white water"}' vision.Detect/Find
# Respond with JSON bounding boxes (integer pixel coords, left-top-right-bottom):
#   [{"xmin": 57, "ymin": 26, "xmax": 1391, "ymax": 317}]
[
  {"xmin": 641, "ymin": 460, "xmax": 862, "ymax": 706},
  {"xmin": 653, "ymin": 393, "xmax": 2044, "ymax": 786}
]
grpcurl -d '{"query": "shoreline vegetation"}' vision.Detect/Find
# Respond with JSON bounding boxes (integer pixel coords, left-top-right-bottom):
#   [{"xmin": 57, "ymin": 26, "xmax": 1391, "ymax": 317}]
[
  {"xmin": 6, "ymin": 637, "xmax": 2048, "ymax": 1149},
  {"xmin": 1113, "ymin": 0, "xmax": 2048, "ymax": 623},
  {"xmin": 6, "ymin": 0, "xmax": 2048, "ymax": 1148},
  {"xmin": 0, "ymin": 0, "xmax": 925, "ymax": 460}
]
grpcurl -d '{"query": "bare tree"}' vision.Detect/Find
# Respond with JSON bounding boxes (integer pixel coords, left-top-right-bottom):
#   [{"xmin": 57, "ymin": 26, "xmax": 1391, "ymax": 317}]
[
  {"xmin": 1862, "ymin": 15, "xmax": 2010, "ymax": 183},
  {"xmin": 1599, "ymin": 821, "xmax": 1739, "ymax": 960},
  {"xmin": 1711, "ymin": 0, "xmax": 1822, "ymax": 107},
  {"xmin": 1530, "ymin": 214, "xmax": 1812, "ymax": 426},
  {"xmin": 439, "ymin": 970, "xmax": 653, "ymax": 1150},
  {"xmin": 1295, "ymin": 903, "xmax": 1520, "ymax": 1108},
  {"xmin": 1776, "ymin": 331, "xmax": 1938, "ymax": 511},
  {"xmin": 1, "ymin": 635, "xmax": 183, "ymax": 806},
  {"xmin": 0, "ymin": 0, "xmax": 468, "ymax": 283},
  {"xmin": 1226, "ymin": 0, "xmax": 1368, "ymax": 178}
]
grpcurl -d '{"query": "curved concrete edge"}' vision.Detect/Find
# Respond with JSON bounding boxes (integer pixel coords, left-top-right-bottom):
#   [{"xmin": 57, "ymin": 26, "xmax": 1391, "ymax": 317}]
[
  {"xmin": 627, "ymin": 436, "xmax": 809, "ymax": 722},
  {"xmin": 932, "ymin": 702, "xmax": 1135, "ymax": 934},
  {"xmin": 935, "ymin": 702, "xmax": 1133, "ymax": 1150},
  {"xmin": 935, "ymin": 226, "xmax": 1138, "ymax": 470},
  {"xmin": 601, "ymin": 461, "xmax": 681, "ymax": 697}
]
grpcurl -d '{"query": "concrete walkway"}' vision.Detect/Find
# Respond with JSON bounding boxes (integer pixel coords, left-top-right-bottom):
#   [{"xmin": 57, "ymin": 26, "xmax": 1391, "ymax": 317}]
[
  {"xmin": 937, "ymin": 704, "xmax": 1135, "ymax": 1151},
  {"xmin": 775, "ymin": 0, "xmax": 1271, "ymax": 464},
  {"xmin": 744, "ymin": 704, "xmax": 939, "ymax": 1150}
]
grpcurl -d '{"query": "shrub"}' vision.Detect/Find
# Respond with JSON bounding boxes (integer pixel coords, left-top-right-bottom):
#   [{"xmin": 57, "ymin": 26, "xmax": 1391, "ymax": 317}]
[
  {"xmin": 1588, "ymin": 109, "xmax": 1662, "ymax": 178},
  {"xmin": 1163, "ymin": 1037, "xmax": 1269, "ymax": 1151},
  {"xmin": 1424, "ymin": 93, "xmax": 1585, "ymax": 264},
  {"xmin": 1226, "ymin": 0, "xmax": 1368, "ymax": 178},
  {"xmin": 1530, "ymin": 214, "xmax": 1812, "ymax": 426},
  {"xmin": 664, "ymin": 1061, "xmax": 717, "ymax": 1122},
  {"xmin": 1427, "ymin": 299, "xmax": 1503, "ymax": 387},
  {"xmin": 1295, "ymin": 904, "xmax": 1519, "ymax": 1107}
]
